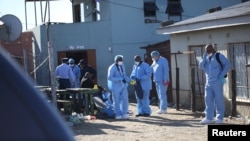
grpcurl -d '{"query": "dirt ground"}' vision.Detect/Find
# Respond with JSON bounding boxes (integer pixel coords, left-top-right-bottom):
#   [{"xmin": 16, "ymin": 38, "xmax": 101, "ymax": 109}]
[{"xmin": 69, "ymin": 100, "xmax": 244, "ymax": 141}]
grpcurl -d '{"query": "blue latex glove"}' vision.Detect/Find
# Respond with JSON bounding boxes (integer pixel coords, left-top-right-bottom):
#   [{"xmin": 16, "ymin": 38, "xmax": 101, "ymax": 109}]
[
  {"xmin": 131, "ymin": 76, "xmax": 136, "ymax": 80},
  {"xmin": 117, "ymin": 77, "xmax": 123, "ymax": 81},
  {"xmin": 203, "ymin": 52, "xmax": 207, "ymax": 59},
  {"xmin": 124, "ymin": 76, "xmax": 131, "ymax": 83},
  {"xmin": 219, "ymin": 74, "xmax": 225, "ymax": 79},
  {"xmin": 220, "ymin": 77, "xmax": 226, "ymax": 84},
  {"xmin": 163, "ymin": 80, "xmax": 170, "ymax": 86}
]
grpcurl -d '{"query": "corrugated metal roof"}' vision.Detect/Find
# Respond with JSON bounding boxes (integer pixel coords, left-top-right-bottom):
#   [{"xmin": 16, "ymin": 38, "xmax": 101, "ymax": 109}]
[{"xmin": 157, "ymin": 1, "xmax": 250, "ymax": 34}]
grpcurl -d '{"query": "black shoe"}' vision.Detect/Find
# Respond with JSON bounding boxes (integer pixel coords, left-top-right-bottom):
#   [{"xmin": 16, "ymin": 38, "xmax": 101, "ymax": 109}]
[
  {"xmin": 135, "ymin": 114, "xmax": 143, "ymax": 117},
  {"xmin": 142, "ymin": 113, "xmax": 150, "ymax": 117},
  {"xmin": 136, "ymin": 113, "xmax": 150, "ymax": 117}
]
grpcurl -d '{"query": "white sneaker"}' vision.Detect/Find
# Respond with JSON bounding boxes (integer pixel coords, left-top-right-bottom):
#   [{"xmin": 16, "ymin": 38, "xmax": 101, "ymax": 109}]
[
  {"xmin": 215, "ymin": 119, "xmax": 223, "ymax": 124},
  {"xmin": 122, "ymin": 114, "xmax": 129, "ymax": 119},
  {"xmin": 115, "ymin": 116, "xmax": 122, "ymax": 119},
  {"xmin": 157, "ymin": 110, "xmax": 167, "ymax": 114},
  {"xmin": 200, "ymin": 119, "xmax": 214, "ymax": 124}
]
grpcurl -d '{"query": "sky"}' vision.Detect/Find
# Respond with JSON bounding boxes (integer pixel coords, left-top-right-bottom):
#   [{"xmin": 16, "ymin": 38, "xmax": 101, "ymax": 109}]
[{"xmin": 0, "ymin": 0, "xmax": 73, "ymax": 31}]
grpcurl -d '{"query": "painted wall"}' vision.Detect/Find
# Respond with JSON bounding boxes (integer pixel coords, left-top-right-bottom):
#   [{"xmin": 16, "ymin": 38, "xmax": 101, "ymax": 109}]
[{"xmin": 32, "ymin": 0, "xmax": 169, "ymax": 93}]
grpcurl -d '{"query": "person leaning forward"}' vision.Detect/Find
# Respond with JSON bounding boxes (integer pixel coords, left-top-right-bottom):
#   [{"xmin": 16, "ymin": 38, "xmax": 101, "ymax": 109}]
[
  {"xmin": 79, "ymin": 59, "xmax": 97, "ymax": 82},
  {"xmin": 130, "ymin": 55, "xmax": 152, "ymax": 117},
  {"xmin": 80, "ymin": 72, "xmax": 94, "ymax": 88}
]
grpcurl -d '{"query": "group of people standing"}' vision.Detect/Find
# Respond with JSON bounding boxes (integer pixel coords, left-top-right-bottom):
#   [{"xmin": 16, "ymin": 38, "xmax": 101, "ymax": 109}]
[
  {"xmin": 54, "ymin": 44, "xmax": 231, "ymax": 124},
  {"xmin": 54, "ymin": 51, "xmax": 171, "ymax": 120},
  {"xmin": 108, "ymin": 44, "xmax": 231, "ymax": 125},
  {"xmin": 55, "ymin": 57, "xmax": 97, "ymax": 112},
  {"xmin": 55, "ymin": 58, "xmax": 97, "ymax": 90},
  {"xmin": 107, "ymin": 50, "xmax": 170, "ymax": 119}
]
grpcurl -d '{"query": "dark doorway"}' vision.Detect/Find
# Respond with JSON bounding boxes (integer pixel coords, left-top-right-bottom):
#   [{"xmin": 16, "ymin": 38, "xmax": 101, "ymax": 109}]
[
  {"xmin": 66, "ymin": 51, "xmax": 87, "ymax": 65},
  {"xmin": 57, "ymin": 49, "xmax": 97, "ymax": 83}
]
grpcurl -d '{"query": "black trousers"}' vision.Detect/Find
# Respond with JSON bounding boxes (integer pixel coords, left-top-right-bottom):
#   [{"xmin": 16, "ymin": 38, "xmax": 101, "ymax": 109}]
[
  {"xmin": 57, "ymin": 78, "xmax": 71, "ymax": 109},
  {"xmin": 58, "ymin": 78, "xmax": 71, "ymax": 89}
]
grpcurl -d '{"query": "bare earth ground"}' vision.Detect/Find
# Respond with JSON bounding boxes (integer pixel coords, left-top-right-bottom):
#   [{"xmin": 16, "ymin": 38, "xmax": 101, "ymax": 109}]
[{"xmin": 68, "ymin": 100, "xmax": 244, "ymax": 141}]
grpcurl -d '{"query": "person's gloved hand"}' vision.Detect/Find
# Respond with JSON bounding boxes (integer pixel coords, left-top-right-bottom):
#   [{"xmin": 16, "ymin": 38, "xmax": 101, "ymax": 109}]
[
  {"xmin": 135, "ymin": 78, "xmax": 141, "ymax": 82},
  {"xmin": 219, "ymin": 76, "xmax": 226, "ymax": 84},
  {"xmin": 117, "ymin": 77, "xmax": 123, "ymax": 81},
  {"xmin": 163, "ymin": 80, "xmax": 170, "ymax": 86},
  {"xmin": 131, "ymin": 76, "xmax": 136, "ymax": 80},
  {"xmin": 203, "ymin": 52, "xmax": 208, "ymax": 58},
  {"xmin": 130, "ymin": 80, "xmax": 136, "ymax": 85}
]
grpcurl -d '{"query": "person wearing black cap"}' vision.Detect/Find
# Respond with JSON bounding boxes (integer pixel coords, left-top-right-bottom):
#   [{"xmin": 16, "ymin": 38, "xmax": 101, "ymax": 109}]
[
  {"xmin": 79, "ymin": 59, "xmax": 97, "ymax": 83},
  {"xmin": 107, "ymin": 55, "xmax": 131, "ymax": 119},
  {"xmin": 130, "ymin": 55, "xmax": 152, "ymax": 117},
  {"xmin": 80, "ymin": 72, "xmax": 94, "ymax": 88}
]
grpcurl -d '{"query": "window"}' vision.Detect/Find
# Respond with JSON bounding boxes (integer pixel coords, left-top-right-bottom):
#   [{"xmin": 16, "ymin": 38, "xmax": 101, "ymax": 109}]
[
  {"xmin": 229, "ymin": 43, "xmax": 250, "ymax": 101},
  {"xmin": 83, "ymin": 0, "xmax": 100, "ymax": 22},
  {"xmin": 74, "ymin": 4, "xmax": 81, "ymax": 22},
  {"xmin": 73, "ymin": 3, "xmax": 85, "ymax": 23},
  {"xmin": 242, "ymin": 0, "xmax": 249, "ymax": 3},
  {"xmin": 166, "ymin": 0, "xmax": 183, "ymax": 21},
  {"xmin": 189, "ymin": 45, "xmax": 205, "ymax": 95},
  {"xmin": 144, "ymin": 2, "xmax": 158, "ymax": 17}
]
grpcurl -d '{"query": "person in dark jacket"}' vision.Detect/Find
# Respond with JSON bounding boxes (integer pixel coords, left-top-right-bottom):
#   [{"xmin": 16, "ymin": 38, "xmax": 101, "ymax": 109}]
[
  {"xmin": 80, "ymin": 72, "xmax": 94, "ymax": 88},
  {"xmin": 79, "ymin": 59, "xmax": 97, "ymax": 82}
]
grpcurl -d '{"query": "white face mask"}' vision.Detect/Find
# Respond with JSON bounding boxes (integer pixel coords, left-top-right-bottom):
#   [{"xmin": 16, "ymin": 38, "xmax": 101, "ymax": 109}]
[
  {"xmin": 118, "ymin": 61, "xmax": 123, "ymax": 65},
  {"xmin": 69, "ymin": 64, "xmax": 74, "ymax": 67},
  {"xmin": 134, "ymin": 61, "xmax": 139, "ymax": 65},
  {"xmin": 208, "ymin": 53, "xmax": 213, "ymax": 57}
]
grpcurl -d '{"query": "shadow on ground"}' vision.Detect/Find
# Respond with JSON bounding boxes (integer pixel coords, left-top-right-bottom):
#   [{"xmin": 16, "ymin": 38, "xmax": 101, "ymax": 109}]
[{"xmin": 72, "ymin": 102, "xmax": 207, "ymax": 136}]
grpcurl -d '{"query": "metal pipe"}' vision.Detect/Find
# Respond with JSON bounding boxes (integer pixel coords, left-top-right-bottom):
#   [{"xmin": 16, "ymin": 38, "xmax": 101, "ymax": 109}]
[
  {"xmin": 34, "ymin": 0, "xmax": 37, "ymax": 26},
  {"xmin": 46, "ymin": 0, "xmax": 57, "ymax": 108},
  {"xmin": 40, "ymin": 0, "xmax": 44, "ymax": 23},
  {"xmin": 25, "ymin": 1, "xmax": 28, "ymax": 30}
]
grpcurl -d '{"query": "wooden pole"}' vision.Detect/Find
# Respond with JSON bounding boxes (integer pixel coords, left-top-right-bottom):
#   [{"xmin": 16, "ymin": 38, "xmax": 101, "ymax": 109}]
[
  {"xmin": 231, "ymin": 70, "xmax": 236, "ymax": 116},
  {"xmin": 46, "ymin": 0, "xmax": 57, "ymax": 108},
  {"xmin": 191, "ymin": 68, "xmax": 196, "ymax": 112},
  {"xmin": 176, "ymin": 67, "xmax": 180, "ymax": 110},
  {"xmin": 174, "ymin": 54, "xmax": 180, "ymax": 110}
]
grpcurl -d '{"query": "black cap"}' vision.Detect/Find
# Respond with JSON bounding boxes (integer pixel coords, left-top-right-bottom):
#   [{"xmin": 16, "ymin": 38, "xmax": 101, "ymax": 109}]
[
  {"xmin": 61, "ymin": 58, "xmax": 68, "ymax": 63},
  {"xmin": 79, "ymin": 59, "xmax": 87, "ymax": 65}
]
